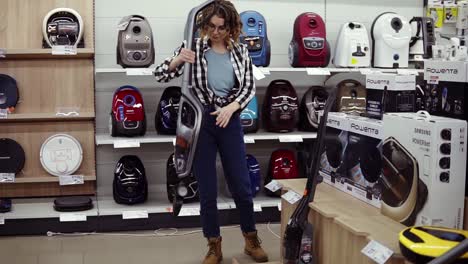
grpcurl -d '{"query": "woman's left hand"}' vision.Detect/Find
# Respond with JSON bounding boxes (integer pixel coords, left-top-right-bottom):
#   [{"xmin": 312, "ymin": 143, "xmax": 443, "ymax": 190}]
[{"xmin": 210, "ymin": 102, "xmax": 241, "ymax": 128}]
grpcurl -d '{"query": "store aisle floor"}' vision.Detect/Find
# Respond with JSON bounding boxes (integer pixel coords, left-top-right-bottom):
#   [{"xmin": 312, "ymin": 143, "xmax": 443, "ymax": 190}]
[{"xmin": 0, "ymin": 223, "xmax": 281, "ymax": 264}]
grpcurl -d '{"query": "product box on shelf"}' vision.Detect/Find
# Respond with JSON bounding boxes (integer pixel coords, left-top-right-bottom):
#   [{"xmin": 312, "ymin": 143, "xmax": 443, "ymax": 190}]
[
  {"xmin": 319, "ymin": 113, "xmax": 383, "ymax": 208},
  {"xmin": 366, "ymin": 73, "xmax": 416, "ymax": 118},
  {"xmin": 382, "ymin": 112, "xmax": 466, "ymax": 228},
  {"xmin": 423, "ymin": 60, "xmax": 466, "ymax": 120}
]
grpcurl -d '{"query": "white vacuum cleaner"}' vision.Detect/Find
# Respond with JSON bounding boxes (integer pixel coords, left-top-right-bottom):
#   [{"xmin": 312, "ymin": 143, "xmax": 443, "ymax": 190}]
[{"xmin": 334, "ymin": 22, "xmax": 371, "ymax": 68}]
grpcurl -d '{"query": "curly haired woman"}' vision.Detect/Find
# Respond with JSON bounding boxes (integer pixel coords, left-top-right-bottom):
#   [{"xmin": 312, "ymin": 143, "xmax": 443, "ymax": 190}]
[{"xmin": 154, "ymin": 1, "xmax": 268, "ymax": 263}]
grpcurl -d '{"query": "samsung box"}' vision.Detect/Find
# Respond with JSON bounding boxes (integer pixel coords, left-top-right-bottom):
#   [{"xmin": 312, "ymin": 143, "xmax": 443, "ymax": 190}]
[
  {"xmin": 319, "ymin": 113, "xmax": 383, "ymax": 208},
  {"xmin": 382, "ymin": 111, "xmax": 466, "ymax": 228},
  {"xmin": 366, "ymin": 73, "xmax": 416, "ymax": 119}
]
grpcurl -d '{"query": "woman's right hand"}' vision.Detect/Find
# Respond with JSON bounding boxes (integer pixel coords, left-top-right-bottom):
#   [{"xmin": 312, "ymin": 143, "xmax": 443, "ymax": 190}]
[
  {"xmin": 176, "ymin": 48, "xmax": 196, "ymax": 64},
  {"xmin": 169, "ymin": 48, "xmax": 195, "ymax": 71}
]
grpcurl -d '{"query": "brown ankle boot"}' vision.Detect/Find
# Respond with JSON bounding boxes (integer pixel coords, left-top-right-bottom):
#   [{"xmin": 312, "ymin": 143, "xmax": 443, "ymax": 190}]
[
  {"xmin": 203, "ymin": 237, "xmax": 223, "ymax": 264},
  {"xmin": 243, "ymin": 231, "xmax": 269, "ymax": 263}
]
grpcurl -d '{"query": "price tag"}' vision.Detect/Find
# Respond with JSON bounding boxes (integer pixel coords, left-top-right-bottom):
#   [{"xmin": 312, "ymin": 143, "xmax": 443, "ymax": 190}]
[
  {"xmin": 0, "ymin": 48, "xmax": 5, "ymax": 58},
  {"xmin": 172, "ymin": 138, "xmax": 176, "ymax": 146},
  {"xmin": 59, "ymin": 213, "xmax": 87, "ymax": 222},
  {"xmin": 52, "ymin": 45, "xmax": 77, "ymax": 55},
  {"xmin": 126, "ymin": 68, "xmax": 154, "ymax": 76},
  {"xmin": 0, "ymin": 173, "xmax": 15, "ymax": 183},
  {"xmin": 361, "ymin": 240, "xmax": 394, "ymax": 264},
  {"xmin": 254, "ymin": 204, "xmax": 263, "ymax": 212},
  {"xmin": 59, "ymin": 175, "xmax": 84, "ymax": 186},
  {"xmin": 277, "ymin": 202, "xmax": 282, "ymax": 211},
  {"xmin": 0, "ymin": 216, "xmax": 4, "ymax": 225},
  {"xmin": 0, "ymin": 109, "xmax": 8, "ymax": 119},
  {"xmin": 259, "ymin": 68, "xmax": 270, "ymax": 75},
  {"xmin": 244, "ymin": 136, "xmax": 255, "ymax": 144},
  {"xmin": 281, "ymin": 190, "xmax": 302, "ymax": 205},
  {"xmin": 114, "ymin": 140, "xmax": 140, "ymax": 149},
  {"xmin": 122, "ymin": 210, "xmax": 148, "ymax": 219},
  {"xmin": 306, "ymin": 68, "xmax": 331, "ymax": 75},
  {"xmin": 278, "ymin": 135, "xmax": 303, "ymax": 143},
  {"xmin": 179, "ymin": 207, "xmax": 200, "ymax": 216},
  {"xmin": 252, "ymin": 65, "xmax": 266, "ymax": 80},
  {"xmin": 397, "ymin": 69, "xmax": 420, "ymax": 75},
  {"xmin": 264, "ymin": 180, "xmax": 283, "ymax": 193}
]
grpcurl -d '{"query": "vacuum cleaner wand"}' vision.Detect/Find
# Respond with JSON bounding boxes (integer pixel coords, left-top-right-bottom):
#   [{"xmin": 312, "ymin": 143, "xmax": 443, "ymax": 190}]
[{"xmin": 173, "ymin": 0, "xmax": 214, "ymax": 216}]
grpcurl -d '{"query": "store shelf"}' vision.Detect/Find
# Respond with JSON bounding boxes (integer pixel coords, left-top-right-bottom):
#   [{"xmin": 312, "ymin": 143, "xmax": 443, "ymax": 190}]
[
  {"xmin": 6, "ymin": 175, "xmax": 96, "ymax": 184},
  {"xmin": 224, "ymin": 192, "xmax": 281, "ymax": 210},
  {"xmin": 1, "ymin": 197, "xmax": 98, "ymax": 220},
  {"xmin": 0, "ymin": 112, "xmax": 95, "ymax": 122},
  {"xmin": 96, "ymin": 130, "xmax": 316, "ymax": 147},
  {"xmin": 1, "ymin": 48, "xmax": 95, "ymax": 59}
]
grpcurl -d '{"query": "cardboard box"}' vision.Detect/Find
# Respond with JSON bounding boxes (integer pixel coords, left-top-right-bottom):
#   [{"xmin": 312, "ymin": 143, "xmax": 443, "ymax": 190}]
[
  {"xmin": 319, "ymin": 113, "xmax": 383, "ymax": 208},
  {"xmin": 366, "ymin": 73, "xmax": 416, "ymax": 119},
  {"xmin": 382, "ymin": 112, "xmax": 466, "ymax": 228}
]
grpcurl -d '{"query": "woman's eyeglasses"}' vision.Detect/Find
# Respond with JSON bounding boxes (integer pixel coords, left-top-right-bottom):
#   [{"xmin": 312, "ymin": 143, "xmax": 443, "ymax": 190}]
[{"xmin": 207, "ymin": 23, "xmax": 228, "ymax": 33}]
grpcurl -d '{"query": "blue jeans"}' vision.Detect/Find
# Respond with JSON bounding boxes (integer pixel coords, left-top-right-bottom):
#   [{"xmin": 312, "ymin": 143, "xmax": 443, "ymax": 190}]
[{"xmin": 193, "ymin": 106, "xmax": 256, "ymax": 238}]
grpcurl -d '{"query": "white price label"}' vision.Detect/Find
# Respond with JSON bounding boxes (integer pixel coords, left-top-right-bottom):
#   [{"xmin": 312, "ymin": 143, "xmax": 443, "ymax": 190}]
[
  {"xmin": 264, "ymin": 180, "xmax": 283, "ymax": 193},
  {"xmin": 0, "ymin": 109, "xmax": 8, "ymax": 119},
  {"xmin": 126, "ymin": 68, "xmax": 154, "ymax": 76},
  {"xmin": 278, "ymin": 135, "xmax": 303, "ymax": 143},
  {"xmin": 59, "ymin": 175, "xmax": 84, "ymax": 186},
  {"xmin": 114, "ymin": 140, "xmax": 140, "ymax": 149},
  {"xmin": 306, "ymin": 68, "xmax": 331, "ymax": 75},
  {"xmin": 122, "ymin": 210, "xmax": 149, "ymax": 219},
  {"xmin": 397, "ymin": 69, "xmax": 420, "ymax": 75},
  {"xmin": 252, "ymin": 65, "xmax": 266, "ymax": 80},
  {"xmin": 0, "ymin": 173, "xmax": 15, "ymax": 183},
  {"xmin": 281, "ymin": 190, "xmax": 302, "ymax": 205},
  {"xmin": 361, "ymin": 240, "xmax": 394, "ymax": 264},
  {"xmin": 277, "ymin": 202, "xmax": 282, "ymax": 211},
  {"xmin": 52, "ymin": 45, "xmax": 77, "ymax": 55},
  {"xmin": 0, "ymin": 216, "xmax": 4, "ymax": 225},
  {"xmin": 179, "ymin": 207, "xmax": 200, "ymax": 216},
  {"xmin": 0, "ymin": 48, "xmax": 5, "ymax": 58},
  {"xmin": 172, "ymin": 138, "xmax": 176, "ymax": 146},
  {"xmin": 244, "ymin": 136, "xmax": 255, "ymax": 144},
  {"xmin": 259, "ymin": 68, "xmax": 270, "ymax": 75},
  {"xmin": 59, "ymin": 213, "xmax": 87, "ymax": 222},
  {"xmin": 254, "ymin": 204, "xmax": 263, "ymax": 212}
]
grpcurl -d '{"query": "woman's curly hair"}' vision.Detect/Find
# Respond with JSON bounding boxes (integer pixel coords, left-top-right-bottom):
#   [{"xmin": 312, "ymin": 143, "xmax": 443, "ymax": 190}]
[{"xmin": 198, "ymin": 0, "xmax": 242, "ymax": 48}]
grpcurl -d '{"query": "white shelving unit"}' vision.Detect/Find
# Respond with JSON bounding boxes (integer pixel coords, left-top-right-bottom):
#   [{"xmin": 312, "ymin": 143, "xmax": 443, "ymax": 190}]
[{"xmin": 96, "ymin": 130, "xmax": 317, "ymax": 147}]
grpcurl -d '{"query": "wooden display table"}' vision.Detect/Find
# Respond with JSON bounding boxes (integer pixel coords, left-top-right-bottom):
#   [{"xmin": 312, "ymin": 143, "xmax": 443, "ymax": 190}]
[{"xmin": 279, "ymin": 179, "xmax": 410, "ymax": 264}]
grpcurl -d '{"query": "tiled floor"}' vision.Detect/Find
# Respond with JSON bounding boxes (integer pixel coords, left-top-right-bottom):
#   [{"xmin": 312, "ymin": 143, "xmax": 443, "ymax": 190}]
[{"xmin": 0, "ymin": 223, "xmax": 281, "ymax": 264}]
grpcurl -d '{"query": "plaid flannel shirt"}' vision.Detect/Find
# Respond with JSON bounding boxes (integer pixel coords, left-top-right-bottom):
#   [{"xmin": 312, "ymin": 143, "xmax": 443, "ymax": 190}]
[{"xmin": 154, "ymin": 37, "xmax": 256, "ymax": 110}]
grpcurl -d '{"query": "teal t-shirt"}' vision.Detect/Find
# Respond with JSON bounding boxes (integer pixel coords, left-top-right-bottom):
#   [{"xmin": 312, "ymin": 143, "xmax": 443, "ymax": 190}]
[{"xmin": 205, "ymin": 49, "xmax": 235, "ymax": 97}]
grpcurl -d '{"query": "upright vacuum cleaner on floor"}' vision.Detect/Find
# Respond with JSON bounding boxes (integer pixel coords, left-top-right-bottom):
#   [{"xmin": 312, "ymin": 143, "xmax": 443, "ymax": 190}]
[
  {"xmin": 282, "ymin": 87, "xmax": 337, "ymax": 264},
  {"xmin": 172, "ymin": 0, "xmax": 214, "ymax": 216}
]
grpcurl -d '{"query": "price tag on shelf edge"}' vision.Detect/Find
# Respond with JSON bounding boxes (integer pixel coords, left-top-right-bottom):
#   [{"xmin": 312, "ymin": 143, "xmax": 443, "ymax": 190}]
[
  {"xmin": 126, "ymin": 68, "xmax": 154, "ymax": 76},
  {"xmin": 306, "ymin": 68, "xmax": 331, "ymax": 76},
  {"xmin": 252, "ymin": 65, "xmax": 266, "ymax": 80},
  {"xmin": 243, "ymin": 136, "xmax": 255, "ymax": 144},
  {"xmin": 278, "ymin": 135, "xmax": 303, "ymax": 143},
  {"xmin": 113, "ymin": 139, "xmax": 140, "ymax": 149},
  {"xmin": 0, "ymin": 173, "xmax": 15, "ymax": 183},
  {"xmin": 59, "ymin": 213, "xmax": 87, "ymax": 222},
  {"xmin": 361, "ymin": 240, "xmax": 394, "ymax": 264},
  {"xmin": 396, "ymin": 69, "xmax": 420, "ymax": 75},
  {"xmin": 52, "ymin": 45, "xmax": 77, "ymax": 55},
  {"xmin": 277, "ymin": 202, "xmax": 282, "ymax": 211},
  {"xmin": 0, "ymin": 216, "xmax": 4, "ymax": 225},
  {"xmin": 259, "ymin": 67, "xmax": 270, "ymax": 75},
  {"xmin": 122, "ymin": 210, "xmax": 149, "ymax": 219},
  {"xmin": 281, "ymin": 190, "xmax": 302, "ymax": 205},
  {"xmin": 179, "ymin": 207, "xmax": 200, "ymax": 216},
  {"xmin": 59, "ymin": 175, "xmax": 84, "ymax": 186},
  {"xmin": 253, "ymin": 204, "xmax": 262, "ymax": 212},
  {"xmin": 0, "ymin": 109, "xmax": 8, "ymax": 119},
  {"xmin": 0, "ymin": 48, "xmax": 5, "ymax": 58},
  {"xmin": 264, "ymin": 180, "xmax": 283, "ymax": 193}
]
